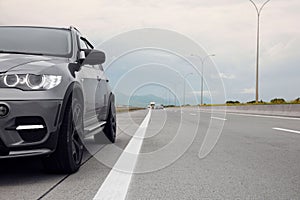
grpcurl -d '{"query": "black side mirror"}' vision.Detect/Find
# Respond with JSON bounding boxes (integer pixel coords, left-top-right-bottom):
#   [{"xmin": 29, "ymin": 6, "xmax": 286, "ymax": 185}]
[{"xmin": 80, "ymin": 49, "xmax": 106, "ymax": 65}]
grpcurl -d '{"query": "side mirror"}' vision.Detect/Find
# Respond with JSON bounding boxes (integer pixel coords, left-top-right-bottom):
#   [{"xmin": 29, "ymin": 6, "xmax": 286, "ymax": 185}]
[{"xmin": 80, "ymin": 49, "xmax": 106, "ymax": 65}]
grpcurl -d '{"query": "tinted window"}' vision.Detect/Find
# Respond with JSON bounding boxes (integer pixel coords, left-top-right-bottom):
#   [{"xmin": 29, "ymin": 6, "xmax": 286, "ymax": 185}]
[{"xmin": 0, "ymin": 27, "xmax": 72, "ymax": 57}]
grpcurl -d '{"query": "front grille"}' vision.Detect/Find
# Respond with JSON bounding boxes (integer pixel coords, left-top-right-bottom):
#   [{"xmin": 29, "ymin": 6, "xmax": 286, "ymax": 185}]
[{"xmin": 15, "ymin": 117, "xmax": 47, "ymax": 143}]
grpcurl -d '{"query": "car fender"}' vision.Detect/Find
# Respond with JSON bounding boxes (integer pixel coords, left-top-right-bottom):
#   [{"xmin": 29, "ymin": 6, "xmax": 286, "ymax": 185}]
[{"xmin": 57, "ymin": 81, "xmax": 84, "ymax": 126}]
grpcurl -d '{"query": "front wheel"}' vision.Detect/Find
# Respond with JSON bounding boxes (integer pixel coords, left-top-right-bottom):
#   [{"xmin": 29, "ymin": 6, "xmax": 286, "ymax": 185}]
[{"xmin": 43, "ymin": 97, "xmax": 84, "ymax": 174}]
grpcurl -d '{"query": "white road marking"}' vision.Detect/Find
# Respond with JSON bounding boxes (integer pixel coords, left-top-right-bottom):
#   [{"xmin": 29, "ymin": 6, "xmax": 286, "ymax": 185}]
[
  {"xmin": 211, "ymin": 117, "xmax": 227, "ymax": 121},
  {"xmin": 93, "ymin": 110, "xmax": 152, "ymax": 200},
  {"xmin": 190, "ymin": 113, "xmax": 197, "ymax": 116},
  {"xmin": 227, "ymin": 113, "xmax": 300, "ymax": 121},
  {"xmin": 273, "ymin": 128, "xmax": 300, "ymax": 135},
  {"xmin": 200, "ymin": 110, "xmax": 300, "ymax": 121}
]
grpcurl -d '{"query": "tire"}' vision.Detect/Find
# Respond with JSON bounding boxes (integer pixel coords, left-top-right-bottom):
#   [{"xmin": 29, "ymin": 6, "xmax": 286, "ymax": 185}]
[
  {"xmin": 94, "ymin": 102, "xmax": 116, "ymax": 143},
  {"xmin": 43, "ymin": 97, "xmax": 84, "ymax": 174}
]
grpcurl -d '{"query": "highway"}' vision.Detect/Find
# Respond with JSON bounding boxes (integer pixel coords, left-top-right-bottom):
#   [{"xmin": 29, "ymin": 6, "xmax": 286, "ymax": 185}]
[{"xmin": 0, "ymin": 108, "xmax": 300, "ymax": 200}]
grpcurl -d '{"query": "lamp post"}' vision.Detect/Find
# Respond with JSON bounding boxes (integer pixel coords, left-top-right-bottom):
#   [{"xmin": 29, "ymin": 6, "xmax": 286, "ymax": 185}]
[
  {"xmin": 191, "ymin": 54, "xmax": 215, "ymax": 106},
  {"xmin": 249, "ymin": 0, "xmax": 271, "ymax": 103},
  {"xmin": 183, "ymin": 73, "xmax": 193, "ymax": 106}
]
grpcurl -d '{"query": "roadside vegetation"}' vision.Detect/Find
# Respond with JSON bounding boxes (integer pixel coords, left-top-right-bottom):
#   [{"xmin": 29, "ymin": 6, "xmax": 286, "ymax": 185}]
[
  {"xmin": 203, "ymin": 97, "xmax": 300, "ymax": 107},
  {"xmin": 164, "ymin": 105, "xmax": 176, "ymax": 108},
  {"xmin": 116, "ymin": 107, "xmax": 145, "ymax": 113},
  {"xmin": 226, "ymin": 97, "xmax": 300, "ymax": 106},
  {"xmin": 118, "ymin": 97, "xmax": 300, "ymax": 109}
]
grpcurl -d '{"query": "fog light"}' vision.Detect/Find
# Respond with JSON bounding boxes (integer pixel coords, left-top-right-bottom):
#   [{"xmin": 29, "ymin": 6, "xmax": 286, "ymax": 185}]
[{"xmin": 0, "ymin": 104, "xmax": 9, "ymax": 117}]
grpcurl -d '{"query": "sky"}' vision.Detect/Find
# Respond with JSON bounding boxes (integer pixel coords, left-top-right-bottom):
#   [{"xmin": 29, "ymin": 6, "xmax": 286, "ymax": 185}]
[{"xmin": 1, "ymin": 0, "xmax": 299, "ymax": 104}]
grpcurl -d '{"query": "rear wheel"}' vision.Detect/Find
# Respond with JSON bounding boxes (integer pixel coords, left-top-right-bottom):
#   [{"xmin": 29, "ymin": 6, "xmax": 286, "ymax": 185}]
[
  {"xmin": 94, "ymin": 102, "xmax": 116, "ymax": 143},
  {"xmin": 43, "ymin": 97, "xmax": 84, "ymax": 174}
]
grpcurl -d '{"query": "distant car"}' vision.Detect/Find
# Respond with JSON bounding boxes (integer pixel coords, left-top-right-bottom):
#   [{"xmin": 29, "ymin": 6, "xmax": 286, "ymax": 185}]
[
  {"xmin": 155, "ymin": 105, "xmax": 164, "ymax": 109},
  {"xmin": 150, "ymin": 101, "xmax": 155, "ymax": 109},
  {"xmin": 0, "ymin": 26, "xmax": 116, "ymax": 173}
]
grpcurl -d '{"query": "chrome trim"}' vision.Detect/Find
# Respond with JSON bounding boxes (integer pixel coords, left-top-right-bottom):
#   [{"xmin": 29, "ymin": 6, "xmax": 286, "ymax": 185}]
[
  {"xmin": 84, "ymin": 126, "xmax": 105, "ymax": 139},
  {"xmin": 86, "ymin": 122, "xmax": 106, "ymax": 132},
  {"xmin": 0, "ymin": 148, "xmax": 51, "ymax": 159},
  {"xmin": 16, "ymin": 125, "xmax": 44, "ymax": 130}
]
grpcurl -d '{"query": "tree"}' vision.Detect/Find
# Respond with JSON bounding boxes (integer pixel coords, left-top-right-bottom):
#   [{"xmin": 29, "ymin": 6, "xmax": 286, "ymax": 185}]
[
  {"xmin": 226, "ymin": 100, "xmax": 240, "ymax": 104},
  {"xmin": 270, "ymin": 98, "xmax": 286, "ymax": 104},
  {"xmin": 247, "ymin": 100, "xmax": 264, "ymax": 104},
  {"xmin": 293, "ymin": 97, "xmax": 300, "ymax": 103}
]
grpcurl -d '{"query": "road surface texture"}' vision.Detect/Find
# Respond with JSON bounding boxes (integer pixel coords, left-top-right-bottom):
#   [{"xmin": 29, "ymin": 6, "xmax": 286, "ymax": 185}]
[{"xmin": 0, "ymin": 108, "xmax": 299, "ymax": 200}]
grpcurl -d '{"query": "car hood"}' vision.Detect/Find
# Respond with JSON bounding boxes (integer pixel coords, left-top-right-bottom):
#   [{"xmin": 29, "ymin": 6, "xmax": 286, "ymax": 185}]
[{"xmin": 0, "ymin": 54, "xmax": 68, "ymax": 73}]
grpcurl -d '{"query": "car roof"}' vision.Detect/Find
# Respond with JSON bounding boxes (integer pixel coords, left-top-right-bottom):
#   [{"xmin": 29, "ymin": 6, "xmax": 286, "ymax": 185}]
[{"xmin": 0, "ymin": 25, "xmax": 79, "ymax": 32}]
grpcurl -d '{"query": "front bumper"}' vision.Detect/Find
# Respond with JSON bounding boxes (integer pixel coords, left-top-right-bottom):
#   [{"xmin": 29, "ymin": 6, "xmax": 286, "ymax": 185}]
[{"xmin": 0, "ymin": 99, "xmax": 62, "ymax": 158}]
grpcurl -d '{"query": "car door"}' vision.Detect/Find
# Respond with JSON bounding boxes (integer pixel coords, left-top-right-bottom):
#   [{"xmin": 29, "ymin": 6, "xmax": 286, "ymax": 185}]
[
  {"xmin": 94, "ymin": 63, "xmax": 109, "ymax": 122},
  {"xmin": 77, "ymin": 36, "xmax": 99, "ymax": 120}
]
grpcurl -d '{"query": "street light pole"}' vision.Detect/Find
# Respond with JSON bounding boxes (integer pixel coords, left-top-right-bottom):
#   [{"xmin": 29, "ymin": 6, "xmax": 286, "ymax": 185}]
[
  {"xmin": 191, "ymin": 54, "xmax": 215, "ymax": 106},
  {"xmin": 249, "ymin": 0, "xmax": 271, "ymax": 103},
  {"xmin": 183, "ymin": 73, "xmax": 193, "ymax": 106}
]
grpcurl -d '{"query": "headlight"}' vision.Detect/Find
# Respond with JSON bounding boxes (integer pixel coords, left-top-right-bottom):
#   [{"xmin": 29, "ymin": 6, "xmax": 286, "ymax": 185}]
[
  {"xmin": 26, "ymin": 74, "xmax": 46, "ymax": 89},
  {"xmin": 0, "ymin": 74, "xmax": 62, "ymax": 90},
  {"xmin": 4, "ymin": 74, "xmax": 19, "ymax": 87}
]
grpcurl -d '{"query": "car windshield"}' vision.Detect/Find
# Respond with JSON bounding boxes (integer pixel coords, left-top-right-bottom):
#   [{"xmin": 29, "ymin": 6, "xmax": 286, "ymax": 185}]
[{"xmin": 0, "ymin": 27, "xmax": 72, "ymax": 57}]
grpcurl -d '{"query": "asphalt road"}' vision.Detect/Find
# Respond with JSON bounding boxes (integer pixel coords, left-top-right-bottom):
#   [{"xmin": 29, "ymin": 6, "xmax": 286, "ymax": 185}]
[{"xmin": 0, "ymin": 108, "xmax": 300, "ymax": 200}]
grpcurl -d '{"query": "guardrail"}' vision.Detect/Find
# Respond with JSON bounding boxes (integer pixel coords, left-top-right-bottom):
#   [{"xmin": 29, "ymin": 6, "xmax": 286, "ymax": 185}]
[{"xmin": 200, "ymin": 104, "xmax": 300, "ymax": 118}]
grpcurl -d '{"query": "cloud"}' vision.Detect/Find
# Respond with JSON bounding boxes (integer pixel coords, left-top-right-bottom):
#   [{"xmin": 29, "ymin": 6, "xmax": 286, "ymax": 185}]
[
  {"xmin": 241, "ymin": 88, "xmax": 255, "ymax": 94},
  {"xmin": 192, "ymin": 90, "xmax": 216, "ymax": 96},
  {"xmin": 219, "ymin": 73, "xmax": 235, "ymax": 80}
]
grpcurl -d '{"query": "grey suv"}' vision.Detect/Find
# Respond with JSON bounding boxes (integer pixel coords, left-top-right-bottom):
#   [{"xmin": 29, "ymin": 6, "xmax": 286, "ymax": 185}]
[{"xmin": 0, "ymin": 26, "xmax": 116, "ymax": 173}]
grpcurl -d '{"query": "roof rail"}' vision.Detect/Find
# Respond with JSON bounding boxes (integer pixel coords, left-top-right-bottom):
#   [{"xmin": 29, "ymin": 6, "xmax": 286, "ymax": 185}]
[{"xmin": 69, "ymin": 26, "xmax": 81, "ymax": 33}]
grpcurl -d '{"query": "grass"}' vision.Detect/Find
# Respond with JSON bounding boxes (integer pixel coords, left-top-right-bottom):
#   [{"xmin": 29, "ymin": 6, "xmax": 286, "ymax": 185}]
[{"xmin": 203, "ymin": 101, "xmax": 300, "ymax": 107}]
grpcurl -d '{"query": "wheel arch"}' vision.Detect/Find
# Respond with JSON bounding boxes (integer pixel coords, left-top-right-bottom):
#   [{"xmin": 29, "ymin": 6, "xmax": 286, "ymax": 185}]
[
  {"xmin": 57, "ymin": 82, "xmax": 84, "ymax": 131},
  {"xmin": 106, "ymin": 92, "xmax": 116, "ymax": 119}
]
